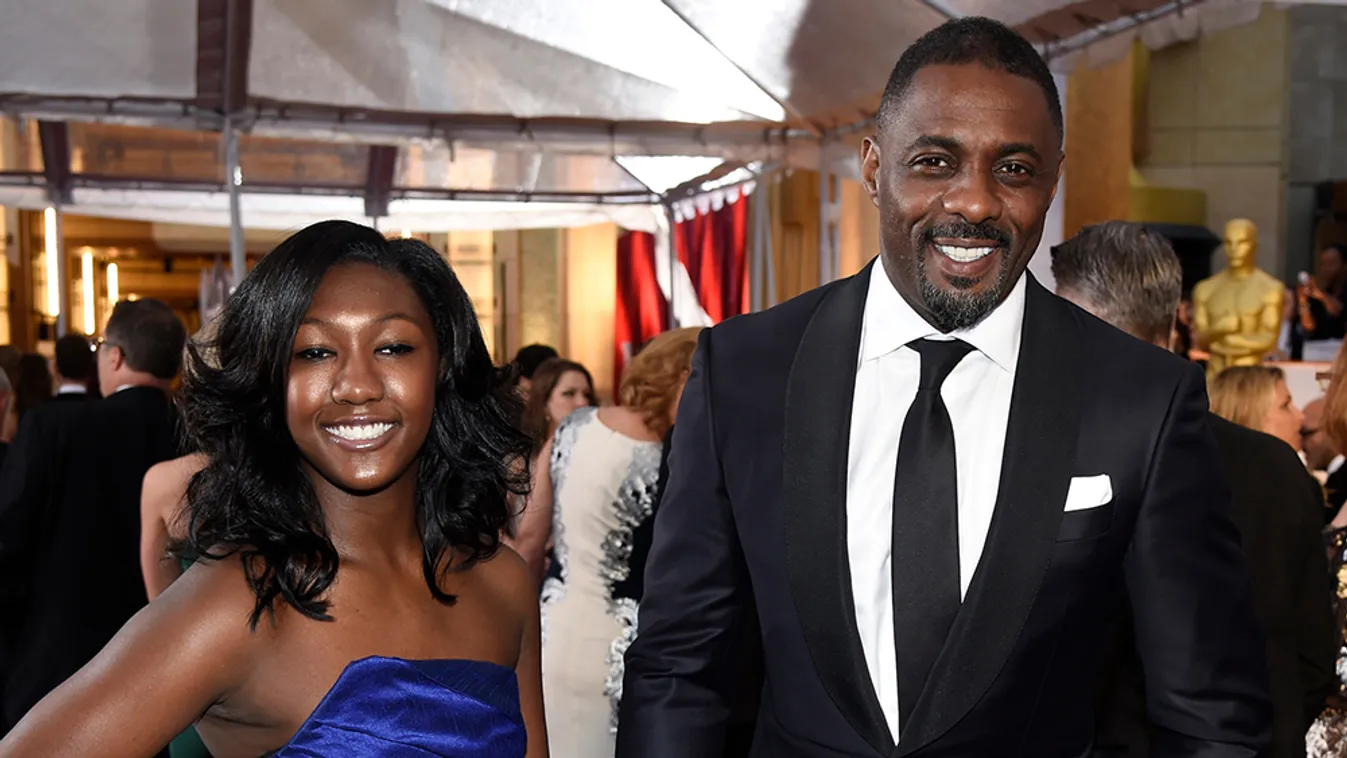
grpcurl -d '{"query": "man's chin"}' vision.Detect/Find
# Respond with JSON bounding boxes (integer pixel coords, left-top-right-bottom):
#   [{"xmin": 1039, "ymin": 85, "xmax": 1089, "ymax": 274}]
[{"xmin": 919, "ymin": 278, "xmax": 1005, "ymax": 332}]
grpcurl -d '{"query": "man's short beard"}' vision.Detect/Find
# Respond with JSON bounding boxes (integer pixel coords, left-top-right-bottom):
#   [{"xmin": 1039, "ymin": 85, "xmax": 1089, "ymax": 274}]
[{"xmin": 916, "ymin": 251, "xmax": 1011, "ymax": 332}]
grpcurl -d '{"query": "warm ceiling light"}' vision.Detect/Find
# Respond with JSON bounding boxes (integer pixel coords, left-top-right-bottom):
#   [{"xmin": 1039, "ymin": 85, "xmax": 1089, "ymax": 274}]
[
  {"xmin": 106, "ymin": 263, "xmax": 119, "ymax": 305},
  {"xmin": 400, "ymin": 229, "xmax": 412, "ymax": 239},
  {"xmin": 81, "ymin": 252, "xmax": 95, "ymax": 335},
  {"xmin": 43, "ymin": 207, "xmax": 59, "ymax": 317}
]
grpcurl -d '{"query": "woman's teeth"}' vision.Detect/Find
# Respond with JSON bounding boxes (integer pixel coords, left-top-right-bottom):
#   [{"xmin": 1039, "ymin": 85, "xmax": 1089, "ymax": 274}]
[
  {"xmin": 935, "ymin": 243, "xmax": 995, "ymax": 263},
  {"xmin": 327, "ymin": 423, "xmax": 393, "ymax": 441}
]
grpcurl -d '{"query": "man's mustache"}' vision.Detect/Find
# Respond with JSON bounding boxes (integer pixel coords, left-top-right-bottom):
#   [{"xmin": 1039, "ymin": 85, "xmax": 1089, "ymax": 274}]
[{"xmin": 921, "ymin": 222, "xmax": 1011, "ymax": 247}]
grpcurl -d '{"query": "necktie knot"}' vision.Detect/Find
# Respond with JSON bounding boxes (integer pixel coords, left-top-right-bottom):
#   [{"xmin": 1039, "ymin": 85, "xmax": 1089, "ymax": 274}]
[{"xmin": 910, "ymin": 338, "xmax": 974, "ymax": 390}]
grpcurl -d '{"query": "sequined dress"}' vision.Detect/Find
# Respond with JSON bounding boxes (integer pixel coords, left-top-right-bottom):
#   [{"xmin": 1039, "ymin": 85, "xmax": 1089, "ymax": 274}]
[
  {"xmin": 1308, "ymin": 527, "xmax": 1347, "ymax": 756},
  {"xmin": 539, "ymin": 406, "xmax": 661, "ymax": 758}
]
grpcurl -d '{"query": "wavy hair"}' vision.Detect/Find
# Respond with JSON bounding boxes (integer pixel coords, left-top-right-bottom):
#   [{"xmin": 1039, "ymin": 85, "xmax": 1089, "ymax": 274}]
[
  {"xmin": 618, "ymin": 327, "xmax": 701, "ymax": 439},
  {"xmin": 1209, "ymin": 365, "xmax": 1285, "ymax": 434},
  {"xmin": 521, "ymin": 358, "xmax": 596, "ymax": 453},
  {"xmin": 1323, "ymin": 345, "xmax": 1347, "ymax": 452},
  {"xmin": 181, "ymin": 220, "xmax": 531, "ymax": 628}
]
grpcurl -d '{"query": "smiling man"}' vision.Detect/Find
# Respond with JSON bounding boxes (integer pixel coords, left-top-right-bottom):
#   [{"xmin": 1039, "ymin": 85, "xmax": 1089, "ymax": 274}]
[{"xmin": 617, "ymin": 16, "xmax": 1271, "ymax": 758}]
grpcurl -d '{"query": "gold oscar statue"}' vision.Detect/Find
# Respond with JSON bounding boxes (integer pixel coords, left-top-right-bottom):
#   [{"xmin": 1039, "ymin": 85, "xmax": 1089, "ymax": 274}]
[{"xmin": 1192, "ymin": 218, "xmax": 1285, "ymax": 378}]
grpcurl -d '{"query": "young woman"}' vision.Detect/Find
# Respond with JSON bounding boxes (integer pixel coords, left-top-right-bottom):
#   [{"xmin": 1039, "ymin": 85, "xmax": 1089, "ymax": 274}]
[
  {"xmin": 511, "ymin": 358, "xmax": 596, "ymax": 583},
  {"xmin": 0, "ymin": 220, "xmax": 545, "ymax": 757}
]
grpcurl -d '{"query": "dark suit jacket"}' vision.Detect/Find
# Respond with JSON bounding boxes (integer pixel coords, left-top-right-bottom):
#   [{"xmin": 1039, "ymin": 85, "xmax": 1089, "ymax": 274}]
[
  {"xmin": 1094, "ymin": 415, "xmax": 1336, "ymax": 758},
  {"xmin": 1325, "ymin": 464, "xmax": 1347, "ymax": 520},
  {"xmin": 0, "ymin": 387, "xmax": 181, "ymax": 731},
  {"xmin": 618, "ymin": 266, "xmax": 1271, "ymax": 758}
]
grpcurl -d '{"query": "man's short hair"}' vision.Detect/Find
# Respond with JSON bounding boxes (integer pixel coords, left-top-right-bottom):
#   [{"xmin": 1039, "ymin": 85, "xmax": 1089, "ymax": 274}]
[
  {"xmin": 878, "ymin": 16, "xmax": 1063, "ymax": 142},
  {"xmin": 104, "ymin": 299, "xmax": 187, "ymax": 380},
  {"xmin": 1051, "ymin": 221, "xmax": 1182, "ymax": 344},
  {"xmin": 54, "ymin": 334, "xmax": 94, "ymax": 381}
]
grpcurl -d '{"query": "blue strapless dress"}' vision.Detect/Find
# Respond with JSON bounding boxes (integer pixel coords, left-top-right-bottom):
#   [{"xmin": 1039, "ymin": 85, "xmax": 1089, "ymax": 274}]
[{"xmin": 267, "ymin": 657, "xmax": 526, "ymax": 757}]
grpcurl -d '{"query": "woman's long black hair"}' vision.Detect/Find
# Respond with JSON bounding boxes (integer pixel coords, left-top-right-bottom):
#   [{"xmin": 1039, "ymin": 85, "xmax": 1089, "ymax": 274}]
[{"xmin": 182, "ymin": 220, "xmax": 531, "ymax": 628}]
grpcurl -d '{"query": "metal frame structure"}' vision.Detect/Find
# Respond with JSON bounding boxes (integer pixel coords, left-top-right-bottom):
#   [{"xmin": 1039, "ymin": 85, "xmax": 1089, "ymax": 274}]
[{"xmin": 0, "ymin": 0, "xmax": 1241, "ymax": 290}]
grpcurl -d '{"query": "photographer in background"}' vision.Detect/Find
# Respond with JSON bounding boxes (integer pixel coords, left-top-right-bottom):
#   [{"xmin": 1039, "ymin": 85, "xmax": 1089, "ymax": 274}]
[{"xmin": 1298, "ymin": 244, "xmax": 1347, "ymax": 361}]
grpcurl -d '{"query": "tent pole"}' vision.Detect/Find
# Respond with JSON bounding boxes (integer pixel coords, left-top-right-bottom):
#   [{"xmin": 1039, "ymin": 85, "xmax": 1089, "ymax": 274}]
[
  {"xmin": 664, "ymin": 203, "xmax": 677, "ymax": 329},
  {"xmin": 751, "ymin": 185, "xmax": 765, "ymax": 312},
  {"xmin": 52, "ymin": 207, "xmax": 68, "ymax": 337},
  {"xmin": 818, "ymin": 141, "xmax": 835, "ymax": 286},
  {"xmin": 225, "ymin": 120, "xmax": 245, "ymax": 290}
]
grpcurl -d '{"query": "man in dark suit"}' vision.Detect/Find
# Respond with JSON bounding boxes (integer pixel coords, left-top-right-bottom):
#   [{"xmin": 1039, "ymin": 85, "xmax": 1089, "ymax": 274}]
[
  {"xmin": 0, "ymin": 299, "xmax": 186, "ymax": 734},
  {"xmin": 1303, "ymin": 398, "xmax": 1347, "ymax": 520},
  {"xmin": 618, "ymin": 18, "xmax": 1271, "ymax": 758},
  {"xmin": 1052, "ymin": 221, "xmax": 1336, "ymax": 758}
]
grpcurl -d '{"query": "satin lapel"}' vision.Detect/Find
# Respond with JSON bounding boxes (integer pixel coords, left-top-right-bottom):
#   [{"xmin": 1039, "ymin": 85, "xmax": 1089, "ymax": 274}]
[
  {"xmin": 897, "ymin": 279, "xmax": 1084, "ymax": 755},
  {"xmin": 782, "ymin": 261, "xmax": 893, "ymax": 756}
]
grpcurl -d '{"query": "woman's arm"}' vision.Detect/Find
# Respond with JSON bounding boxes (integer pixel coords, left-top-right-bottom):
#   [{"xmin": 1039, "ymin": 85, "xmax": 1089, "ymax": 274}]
[
  {"xmin": 140, "ymin": 463, "xmax": 183, "ymax": 600},
  {"xmin": 518, "ymin": 573, "xmax": 548, "ymax": 758},
  {"xmin": 0, "ymin": 560, "xmax": 253, "ymax": 757},
  {"xmin": 139, "ymin": 455, "xmax": 207, "ymax": 600},
  {"xmin": 512, "ymin": 441, "xmax": 554, "ymax": 588}
]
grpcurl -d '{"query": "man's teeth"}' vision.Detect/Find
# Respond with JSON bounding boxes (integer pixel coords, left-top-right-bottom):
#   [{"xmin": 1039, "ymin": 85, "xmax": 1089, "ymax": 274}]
[
  {"xmin": 935, "ymin": 243, "xmax": 995, "ymax": 263},
  {"xmin": 327, "ymin": 423, "xmax": 394, "ymax": 441}
]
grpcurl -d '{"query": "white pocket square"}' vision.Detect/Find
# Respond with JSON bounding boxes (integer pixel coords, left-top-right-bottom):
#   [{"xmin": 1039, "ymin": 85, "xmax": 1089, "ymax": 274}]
[{"xmin": 1064, "ymin": 474, "xmax": 1113, "ymax": 512}]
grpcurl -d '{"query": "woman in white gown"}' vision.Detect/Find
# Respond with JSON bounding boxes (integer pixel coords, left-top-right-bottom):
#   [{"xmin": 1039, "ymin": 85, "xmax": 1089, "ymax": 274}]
[{"xmin": 539, "ymin": 328, "xmax": 700, "ymax": 757}]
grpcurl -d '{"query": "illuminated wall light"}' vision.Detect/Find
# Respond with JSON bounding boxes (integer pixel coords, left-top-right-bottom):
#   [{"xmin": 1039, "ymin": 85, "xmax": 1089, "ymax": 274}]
[
  {"xmin": 43, "ymin": 207, "xmax": 59, "ymax": 317},
  {"xmin": 81, "ymin": 252, "xmax": 95, "ymax": 335},
  {"xmin": 400, "ymin": 229, "xmax": 412, "ymax": 239},
  {"xmin": 106, "ymin": 263, "xmax": 119, "ymax": 305}
]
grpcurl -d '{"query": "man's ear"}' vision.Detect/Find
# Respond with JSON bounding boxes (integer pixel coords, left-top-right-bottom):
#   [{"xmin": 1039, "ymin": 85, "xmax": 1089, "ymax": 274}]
[{"xmin": 861, "ymin": 137, "xmax": 882, "ymax": 209}]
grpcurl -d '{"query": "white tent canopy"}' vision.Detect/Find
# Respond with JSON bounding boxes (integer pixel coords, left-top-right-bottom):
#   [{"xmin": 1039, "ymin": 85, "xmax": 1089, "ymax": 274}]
[{"xmin": 0, "ymin": 0, "xmax": 1309, "ymax": 230}]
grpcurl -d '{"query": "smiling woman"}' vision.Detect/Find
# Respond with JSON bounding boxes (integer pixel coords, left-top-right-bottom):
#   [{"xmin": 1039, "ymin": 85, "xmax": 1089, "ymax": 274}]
[
  {"xmin": 185, "ymin": 221, "xmax": 531, "ymax": 626},
  {"xmin": 0, "ymin": 221, "xmax": 548, "ymax": 758}
]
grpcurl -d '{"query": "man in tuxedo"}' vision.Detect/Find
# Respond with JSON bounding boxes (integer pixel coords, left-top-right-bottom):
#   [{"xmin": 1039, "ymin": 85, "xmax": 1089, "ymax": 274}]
[
  {"xmin": 1051, "ymin": 221, "xmax": 1334, "ymax": 758},
  {"xmin": 618, "ymin": 17, "xmax": 1271, "ymax": 758},
  {"xmin": 1303, "ymin": 398, "xmax": 1347, "ymax": 517},
  {"xmin": 0, "ymin": 299, "xmax": 186, "ymax": 735}
]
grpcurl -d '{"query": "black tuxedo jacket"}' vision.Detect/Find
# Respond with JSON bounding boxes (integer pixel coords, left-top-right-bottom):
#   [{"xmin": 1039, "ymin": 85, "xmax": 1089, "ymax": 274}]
[
  {"xmin": 0, "ymin": 387, "xmax": 181, "ymax": 731},
  {"xmin": 617, "ymin": 267, "xmax": 1271, "ymax": 757},
  {"xmin": 1094, "ymin": 415, "xmax": 1336, "ymax": 758},
  {"xmin": 1325, "ymin": 464, "xmax": 1347, "ymax": 518}
]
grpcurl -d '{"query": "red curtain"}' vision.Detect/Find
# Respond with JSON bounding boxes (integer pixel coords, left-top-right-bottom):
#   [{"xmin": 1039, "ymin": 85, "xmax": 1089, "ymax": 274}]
[
  {"xmin": 614, "ymin": 230, "xmax": 669, "ymax": 393},
  {"xmin": 673, "ymin": 192, "xmax": 749, "ymax": 323}
]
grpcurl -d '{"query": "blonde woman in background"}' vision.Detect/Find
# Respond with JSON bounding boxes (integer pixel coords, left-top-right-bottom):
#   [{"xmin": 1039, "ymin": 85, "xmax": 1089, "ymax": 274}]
[
  {"xmin": 539, "ymin": 327, "xmax": 699, "ymax": 758},
  {"xmin": 1209, "ymin": 365, "xmax": 1305, "ymax": 454}
]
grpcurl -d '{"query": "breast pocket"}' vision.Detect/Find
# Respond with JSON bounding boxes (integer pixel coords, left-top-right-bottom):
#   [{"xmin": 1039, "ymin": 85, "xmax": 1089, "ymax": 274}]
[
  {"xmin": 1056, "ymin": 503, "xmax": 1115, "ymax": 542},
  {"xmin": 1058, "ymin": 474, "xmax": 1115, "ymax": 542}
]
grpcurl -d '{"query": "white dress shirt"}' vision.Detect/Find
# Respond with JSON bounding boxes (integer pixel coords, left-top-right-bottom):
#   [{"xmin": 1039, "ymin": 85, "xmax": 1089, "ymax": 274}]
[{"xmin": 846, "ymin": 259, "xmax": 1026, "ymax": 741}]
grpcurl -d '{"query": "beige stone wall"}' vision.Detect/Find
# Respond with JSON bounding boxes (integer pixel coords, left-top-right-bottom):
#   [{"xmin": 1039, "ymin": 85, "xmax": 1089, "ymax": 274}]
[
  {"xmin": 516, "ymin": 228, "xmax": 564, "ymax": 353},
  {"xmin": 1064, "ymin": 51, "xmax": 1135, "ymax": 237},
  {"xmin": 838, "ymin": 178, "xmax": 880, "ymax": 279},
  {"xmin": 563, "ymin": 223, "xmax": 618, "ymax": 402},
  {"xmin": 1138, "ymin": 8, "xmax": 1289, "ymax": 275}
]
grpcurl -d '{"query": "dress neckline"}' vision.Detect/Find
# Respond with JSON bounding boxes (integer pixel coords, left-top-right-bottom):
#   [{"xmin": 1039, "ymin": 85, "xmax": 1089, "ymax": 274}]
[{"xmin": 264, "ymin": 656, "xmax": 521, "ymax": 757}]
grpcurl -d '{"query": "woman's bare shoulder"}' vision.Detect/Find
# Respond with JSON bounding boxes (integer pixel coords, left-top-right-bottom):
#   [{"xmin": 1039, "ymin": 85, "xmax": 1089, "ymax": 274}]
[
  {"xmin": 143, "ymin": 453, "xmax": 209, "ymax": 502},
  {"xmin": 468, "ymin": 545, "xmax": 535, "ymax": 614},
  {"xmin": 158, "ymin": 553, "xmax": 273, "ymax": 644}
]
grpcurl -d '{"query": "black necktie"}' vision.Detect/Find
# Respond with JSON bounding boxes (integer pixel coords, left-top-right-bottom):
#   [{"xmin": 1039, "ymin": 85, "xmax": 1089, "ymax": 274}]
[{"xmin": 892, "ymin": 337, "xmax": 973, "ymax": 732}]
